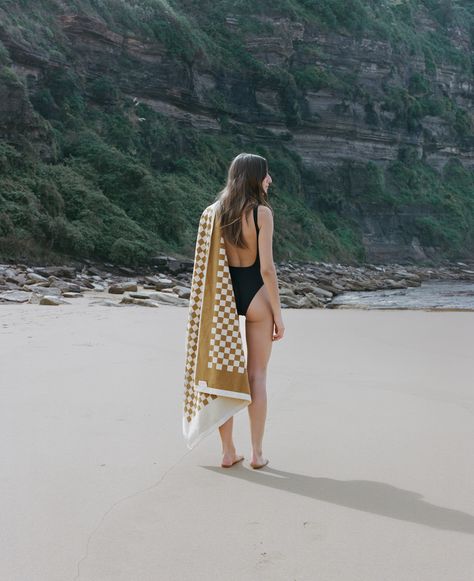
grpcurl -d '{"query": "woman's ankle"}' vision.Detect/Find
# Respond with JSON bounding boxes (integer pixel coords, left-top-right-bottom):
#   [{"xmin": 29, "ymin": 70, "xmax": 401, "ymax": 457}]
[{"xmin": 222, "ymin": 445, "xmax": 236, "ymax": 455}]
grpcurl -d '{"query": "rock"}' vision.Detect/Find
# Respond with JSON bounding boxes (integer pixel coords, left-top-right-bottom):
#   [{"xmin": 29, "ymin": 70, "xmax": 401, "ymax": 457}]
[
  {"xmin": 49, "ymin": 279, "xmax": 83, "ymax": 293},
  {"xmin": 151, "ymin": 255, "xmax": 194, "ymax": 274},
  {"xmin": 403, "ymin": 278, "xmax": 422, "ymax": 287},
  {"xmin": 39, "ymin": 295, "xmax": 70, "ymax": 305},
  {"xmin": 343, "ymin": 278, "xmax": 378, "ymax": 291},
  {"xmin": 26, "ymin": 285, "xmax": 62, "ymax": 297},
  {"xmin": 0, "ymin": 290, "xmax": 31, "ymax": 302},
  {"xmin": 293, "ymin": 282, "xmax": 316, "ymax": 294},
  {"xmin": 33, "ymin": 266, "xmax": 76, "ymax": 279},
  {"xmin": 89, "ymin": 299, "xmax": 124, "ymax": 307},
  {"xmin": 382, "ymin": 279, "xmax": 408, "ymax": 289},
  {"xmin": 25, "ymin": 281, "xmax": 49, "ymax": 288},
  {"xmin": 297, "ymin": 295, "xmax": 319, "ymax": 308},
  {"xmin": 116, "ymin": 266, "xmax": 138, "ymax": 276},
  {"xmin": 311, "ymin": 286, "xmax": 333, "ymax": 298},
  {"xmin": 2, "ymin": 258, "xmax": 474, "ymax": 311},
  {"xmin": 128, "ymin": 291, "xmax": 156, "ymax": 300},
  {"xmin": 281, "ymin": 294, "xmax": 305, "ymax": 308},
  {"xmin": 90, "ymin": 282, "xmax": 107, "ymax": 291},
  {"xmin": 278, "ymin": 286, "xmax": 297, "ymax": 296},
  {"xmin": 144, "ymin": 275, "xmax": 174, "ymax": 290},
  {"xmin": 0, "ymin": 266, "xmax": 18, "ymax": 278},
  {"xmin": 84, "ymin": 266, "xmax": 107, "ymax": 277},
  {"xmin": 392, "ymin": 271, "xmax": 421, "ymax": 282},
  {"xmin": 120, "ymin": 296, "xmax": 160, "ymax": 307},
  {"xmin": 147, "ymin": 291, "xmax": 188, "ymax": 306},
  {"xmin": 26, "ymin": 272, "xmax": 49, "ymax": 283},
  {"xmin": 76, "ymin": 276, "xmax": 96, "ymax": 289},
  {"xmin": 108, "ymin": 281, "xmax": 138, "ymax": 294},
  {"xmin": 172, "ymin": 285, "xmax": 191, "ymax": 299},
  {"xmin": 316, "ymin": 281, "xmax": 346, "ymax": 293},
  {"xmin": 304, "ymin": 292, "xmax": 326, "ymax": 308},
  {"xmin": 28, "ymin": 293, "xmax": 42, "ymax": 304},
  {"xmin": 6, "ymin": 273, "xmax": 28, "ymax": 285}
]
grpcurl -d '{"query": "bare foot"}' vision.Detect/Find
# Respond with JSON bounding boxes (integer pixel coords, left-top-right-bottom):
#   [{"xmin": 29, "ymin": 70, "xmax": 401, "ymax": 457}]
[
  {"xmin": 221, "ymin": 452, "xmax": 244, "ymax": 468},
  {"xmin": 250, "ymin": 455, "xmax": 269, "ymax": 469}
]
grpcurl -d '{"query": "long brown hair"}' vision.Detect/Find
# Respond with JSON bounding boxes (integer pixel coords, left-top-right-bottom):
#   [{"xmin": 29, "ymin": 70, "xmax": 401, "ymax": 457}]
[{"xmin": 214, "ymin": 153, "xmax": 273, "ymax": 249}]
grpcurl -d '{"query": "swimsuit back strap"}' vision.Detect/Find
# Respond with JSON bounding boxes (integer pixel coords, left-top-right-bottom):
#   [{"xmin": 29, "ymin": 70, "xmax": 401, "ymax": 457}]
[{"xmin": 253, "ymin": 205, "xmax": 259, "ymax": 235}]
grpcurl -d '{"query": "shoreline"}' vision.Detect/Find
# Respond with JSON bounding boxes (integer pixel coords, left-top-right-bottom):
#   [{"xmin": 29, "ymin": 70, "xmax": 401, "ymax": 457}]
[
  {"xmin": 329, "ymin": 305, "xmax": 474, "ymax": 312},
  {"xmin": 1, "ymin": 257, "xmax": 474, "ymax": 310}
]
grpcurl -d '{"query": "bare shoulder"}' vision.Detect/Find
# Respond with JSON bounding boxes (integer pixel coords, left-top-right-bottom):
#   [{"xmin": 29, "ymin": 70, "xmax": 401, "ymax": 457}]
[{"xmin": 257, "ymin": 205, "xmax": 273, "ymax": 227}]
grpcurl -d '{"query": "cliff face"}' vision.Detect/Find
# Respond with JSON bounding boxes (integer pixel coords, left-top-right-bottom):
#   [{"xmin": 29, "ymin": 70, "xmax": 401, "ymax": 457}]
[
  {"xmin": 0, "ymin": 33, "xmax": 51, "ymax": 154},
  {"xmin": 0, "ymin": 2, "xmax": 473, "ymax": 264},
  {"xmin": 235, "ymin": 14, "xmax": 474, "ymax": 261}
]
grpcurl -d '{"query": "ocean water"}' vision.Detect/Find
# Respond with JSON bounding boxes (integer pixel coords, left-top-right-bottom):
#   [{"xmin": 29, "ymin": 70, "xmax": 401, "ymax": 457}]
[{"xmin": 329, "ymin": 280, "xmax": 474, "ymax": 310}]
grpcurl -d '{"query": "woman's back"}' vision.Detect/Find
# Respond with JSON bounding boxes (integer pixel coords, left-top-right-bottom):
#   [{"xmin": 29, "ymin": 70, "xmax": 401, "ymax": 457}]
[
  {"xmin": 224, "ymin": 205, "xmax": 260, "ymax": 268},
  {"xmin": 224, "ymin": 204, "xmax": 264, "ymax": 317}
]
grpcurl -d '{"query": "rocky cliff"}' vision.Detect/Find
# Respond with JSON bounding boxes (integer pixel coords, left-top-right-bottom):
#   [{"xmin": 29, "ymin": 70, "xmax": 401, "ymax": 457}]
[{"xmin": 0, "ymin": 1, "xmax": 473, "ymax": 265}]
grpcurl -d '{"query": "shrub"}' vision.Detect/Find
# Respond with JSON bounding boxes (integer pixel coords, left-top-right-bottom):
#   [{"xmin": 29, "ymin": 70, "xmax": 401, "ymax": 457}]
[
  {"xmin": 109, "ymin": 237, "xmax": 149, "ymax": 266},
  {"xmin": 31, "ymin": 88, "xmax": 59, "ymax": 119}
]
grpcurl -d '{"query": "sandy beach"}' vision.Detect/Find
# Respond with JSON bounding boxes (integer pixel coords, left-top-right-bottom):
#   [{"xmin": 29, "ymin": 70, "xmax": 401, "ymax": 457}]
[{"xmin": 1, "ymin": 297, "xmax": 473, "ymax": 581}]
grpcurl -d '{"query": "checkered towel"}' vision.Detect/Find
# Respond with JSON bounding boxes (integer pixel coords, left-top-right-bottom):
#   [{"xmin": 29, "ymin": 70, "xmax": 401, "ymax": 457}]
[{"xmin": 182, "ymin": 201, "xmax": 252, "ymax": 449}]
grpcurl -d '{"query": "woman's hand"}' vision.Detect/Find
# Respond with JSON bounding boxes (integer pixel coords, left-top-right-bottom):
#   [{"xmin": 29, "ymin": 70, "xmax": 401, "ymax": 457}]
[{"xmin": 272, "ymin": 315, "xmax": 285, "ymax": 341}]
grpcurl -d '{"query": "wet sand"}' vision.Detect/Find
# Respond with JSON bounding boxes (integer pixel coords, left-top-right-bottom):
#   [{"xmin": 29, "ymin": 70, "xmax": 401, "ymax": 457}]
[{"xmin": 1, "ymin": 298, "xmax": 473, "ymax": 581}]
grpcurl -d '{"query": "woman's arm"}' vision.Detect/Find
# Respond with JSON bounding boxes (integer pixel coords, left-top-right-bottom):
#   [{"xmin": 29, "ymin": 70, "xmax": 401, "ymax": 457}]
[{"xmin": 258, "ymin": 206, "xmax": 283, "ymax": 323}]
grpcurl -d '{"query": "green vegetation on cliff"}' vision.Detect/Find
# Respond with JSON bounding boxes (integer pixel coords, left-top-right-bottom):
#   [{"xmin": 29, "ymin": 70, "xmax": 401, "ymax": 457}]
[{"xmin": 0, "ymin": 0, "xmax": 473, "ymax": 265}]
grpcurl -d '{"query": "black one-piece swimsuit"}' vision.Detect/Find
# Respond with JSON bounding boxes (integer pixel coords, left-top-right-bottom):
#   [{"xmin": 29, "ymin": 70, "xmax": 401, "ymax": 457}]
[{"xmin": 228, "ymin": 205, "xmax": 265, "ymax": 316}]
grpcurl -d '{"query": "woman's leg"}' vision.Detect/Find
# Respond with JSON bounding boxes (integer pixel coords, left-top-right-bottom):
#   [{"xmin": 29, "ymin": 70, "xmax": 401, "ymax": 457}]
[
  {"xmin": 218, "ymin": 416, "xmax": 243, "ymax": 467},
  {"xmin": 245, "ymin": 284, "xmax": 274, "ymax": 467}
]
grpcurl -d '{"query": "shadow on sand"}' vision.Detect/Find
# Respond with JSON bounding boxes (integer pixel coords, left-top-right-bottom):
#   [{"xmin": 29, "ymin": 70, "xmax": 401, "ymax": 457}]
[{"xmin": 203, "ymin": 465, "xmax": 474, "ymax": 535}]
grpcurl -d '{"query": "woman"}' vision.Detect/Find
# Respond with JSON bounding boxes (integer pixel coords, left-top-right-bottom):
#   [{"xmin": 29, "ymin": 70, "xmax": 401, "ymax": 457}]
[{"xmin": 214, "ymin": 152, "xmax": 285, "ymax": 469}]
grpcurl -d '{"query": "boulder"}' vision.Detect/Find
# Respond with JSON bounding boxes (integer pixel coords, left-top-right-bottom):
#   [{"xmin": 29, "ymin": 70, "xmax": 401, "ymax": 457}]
[
  {"xmin": 39, "ymin": 295, "xmax": 70, "ymax": 305},
  {"xmin": 120, "ymin": 296, "xmax": 160, "ymax": 307},
  {"xmin": 108, "ymin": 281, "xmax": 138, "ymax": 294},
  {"xmin": 0, "ymin": 290, "xmax": 31, "ymax": 303}
]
